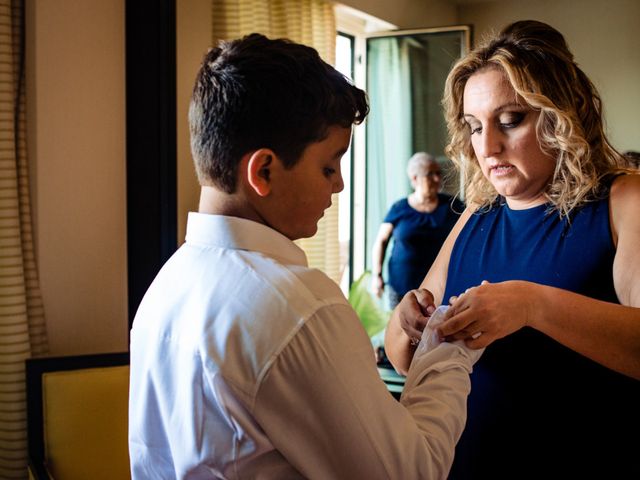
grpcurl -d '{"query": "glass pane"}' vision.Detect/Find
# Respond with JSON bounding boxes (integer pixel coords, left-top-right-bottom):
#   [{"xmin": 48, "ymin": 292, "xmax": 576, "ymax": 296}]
[
  {"xmin": 364, "ymin": 27, "xmax": 470, "ymax": 273},
  {"xmin": 335, "ymin": 33, "xmax": 354, "ymax": 293}
]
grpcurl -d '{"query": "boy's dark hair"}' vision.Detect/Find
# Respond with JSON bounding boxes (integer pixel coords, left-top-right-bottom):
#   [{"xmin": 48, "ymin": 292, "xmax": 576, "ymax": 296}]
[{"xmin": 189, "ymin": 33, "xmax": 369, "ymax": 193}]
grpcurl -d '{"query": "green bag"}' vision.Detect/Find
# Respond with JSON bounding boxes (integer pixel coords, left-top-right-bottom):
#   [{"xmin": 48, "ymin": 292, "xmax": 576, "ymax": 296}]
[{"xmin": 348, "ymin": 271, "xmax": 391, "ymax": 338}]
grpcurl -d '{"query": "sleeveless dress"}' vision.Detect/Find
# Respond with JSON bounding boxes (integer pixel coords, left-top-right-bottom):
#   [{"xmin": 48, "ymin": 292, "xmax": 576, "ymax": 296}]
[
  {"xmin": 444, "ymin": 191, "xmax": 640, "ymax": 479},
  {"xmin": 384, "ymin": 193, "xmax": 462, "ymax": 298}
]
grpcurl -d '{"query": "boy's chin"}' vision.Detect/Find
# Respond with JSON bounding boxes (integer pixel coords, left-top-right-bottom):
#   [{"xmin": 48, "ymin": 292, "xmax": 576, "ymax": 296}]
[{"xmin": 289, "ymin": 224, "xmax": 319, "ymax": 241}]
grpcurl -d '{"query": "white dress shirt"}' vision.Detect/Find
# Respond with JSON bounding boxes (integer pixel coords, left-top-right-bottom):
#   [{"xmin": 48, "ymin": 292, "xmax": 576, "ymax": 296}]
[{"xmin": 129, "ymin": 213, "xmax": 478, "ymax": 479}]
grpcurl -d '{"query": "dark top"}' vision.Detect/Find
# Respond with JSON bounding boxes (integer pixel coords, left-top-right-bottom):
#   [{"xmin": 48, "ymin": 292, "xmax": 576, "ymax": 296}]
[
  {"xmin": 383, "ymin": 193, "xmax": 462, "ymax": 297},
  {"xmin": 444, "ymin": 191, "xmax": 640, "ymax": 479}
]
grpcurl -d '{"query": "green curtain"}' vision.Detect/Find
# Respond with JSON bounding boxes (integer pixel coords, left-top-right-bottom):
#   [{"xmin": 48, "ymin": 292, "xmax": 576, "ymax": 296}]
[{"xmin": 365, "ymin": 37, "xmax": 413, "ymax": 273}]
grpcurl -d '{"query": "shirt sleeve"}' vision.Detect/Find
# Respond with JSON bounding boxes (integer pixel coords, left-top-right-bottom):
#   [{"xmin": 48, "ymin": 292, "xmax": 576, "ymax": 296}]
[
  {"xmin": 383, "ymin": 200, "xmax": 403, "ymax": 225},
  {"xmin": 252, "ymin": 303, "xmax": 473, "ymax": 479}
]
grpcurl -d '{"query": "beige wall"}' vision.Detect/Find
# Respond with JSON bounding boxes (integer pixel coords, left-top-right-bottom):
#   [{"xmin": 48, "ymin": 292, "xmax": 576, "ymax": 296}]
[
  {"xmin": 339, "ymin": 0, "xmax": 458, "ymax": 28},
  {"xmin": 27, "ymin": 0, "xmax": 127, "ymax": 355},
  {"xmin": 177, "ymin": 0, "xmax": 212, "ymax": 245},
  {"xmin": 338, "ymin": 0, "xmax": 639, "ymax": 150},
  {"xmin": 458, "ymin": 0, "xmax": 640, "ymax": 152},
  {"xmin": 26, "ymin": 0, "xmax": 638, "ymax": 355}
]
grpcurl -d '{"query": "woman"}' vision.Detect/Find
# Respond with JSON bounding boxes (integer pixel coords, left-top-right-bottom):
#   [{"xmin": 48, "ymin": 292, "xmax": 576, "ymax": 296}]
[
  {"xmin": 371, "ymin": 152, "xmax": 463, "ymax": 308},
  {"xmin": 385, "ymin": 20, "xmax": 640, "ymax": 478}
]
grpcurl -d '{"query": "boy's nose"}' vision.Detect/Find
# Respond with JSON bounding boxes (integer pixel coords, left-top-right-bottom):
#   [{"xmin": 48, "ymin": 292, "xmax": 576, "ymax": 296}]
[{"xmin": 334, "ymin": 172, "xmax": 345, "ymax": 193}]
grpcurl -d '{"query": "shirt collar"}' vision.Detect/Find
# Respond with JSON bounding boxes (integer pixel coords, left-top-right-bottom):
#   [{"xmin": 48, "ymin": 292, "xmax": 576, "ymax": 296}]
[{"xmin": 184, "ymin": 212, "xmax": 308, "ymax": 267}]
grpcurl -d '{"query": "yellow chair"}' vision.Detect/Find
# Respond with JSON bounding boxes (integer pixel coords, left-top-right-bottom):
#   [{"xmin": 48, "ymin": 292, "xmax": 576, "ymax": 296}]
[{"xmin": 26, "ymin": 352, "xmax": 130, "ymax": 480}]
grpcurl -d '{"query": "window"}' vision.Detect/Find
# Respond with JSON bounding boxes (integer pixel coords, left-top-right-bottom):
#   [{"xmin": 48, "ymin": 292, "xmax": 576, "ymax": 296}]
[
  {"xmin": 334, "ymin": 32, "xmax": 355, "ymax": 293},
  {"xmin": 335, "ymin": 5, "xmax": 396, "ymax": 293}
]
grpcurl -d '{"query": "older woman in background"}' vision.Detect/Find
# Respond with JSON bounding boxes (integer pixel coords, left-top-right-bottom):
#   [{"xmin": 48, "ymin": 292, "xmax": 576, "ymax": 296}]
[{"xmin": 371, "ymin": 152, "xmax": 463, "ymax": 308}]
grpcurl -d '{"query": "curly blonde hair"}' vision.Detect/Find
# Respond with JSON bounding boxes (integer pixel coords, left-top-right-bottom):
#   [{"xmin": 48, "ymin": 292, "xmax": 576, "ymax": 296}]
[{"xmin": 443, "ymin": 20, "xmax": 628, "ymax": 217}]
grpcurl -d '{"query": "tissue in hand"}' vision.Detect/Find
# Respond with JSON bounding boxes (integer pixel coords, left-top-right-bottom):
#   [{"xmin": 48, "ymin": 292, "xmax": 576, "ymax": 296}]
[{"xmin": 415, "ymin": 305, "xmax": 449, "ymax": 355}]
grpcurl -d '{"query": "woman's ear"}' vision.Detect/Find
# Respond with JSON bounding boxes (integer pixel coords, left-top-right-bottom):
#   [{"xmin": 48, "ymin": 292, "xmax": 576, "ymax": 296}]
[{"xmin": 246, "ymin": 149, "xmax": 275, "ymax": 197}]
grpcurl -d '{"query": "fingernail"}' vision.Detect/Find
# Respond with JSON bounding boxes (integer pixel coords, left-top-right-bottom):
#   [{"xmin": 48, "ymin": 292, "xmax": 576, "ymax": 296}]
[{"xmin": 426, "ymin": 305, "xmax": 435, "ymax": 314}]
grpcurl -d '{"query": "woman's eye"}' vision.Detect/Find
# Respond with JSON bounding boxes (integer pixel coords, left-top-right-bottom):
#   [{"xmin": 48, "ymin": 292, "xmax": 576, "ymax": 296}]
[
  {"xmin": 323, "ymin": 167, "xmax": 336, "ymax": 177},
  {"xmin": 499, "ymin": 112, "xmax": 525, "ymax": 129},
  {"xmin": 468, "ymin": 124, "xmax": 482, "ymax": 135}
]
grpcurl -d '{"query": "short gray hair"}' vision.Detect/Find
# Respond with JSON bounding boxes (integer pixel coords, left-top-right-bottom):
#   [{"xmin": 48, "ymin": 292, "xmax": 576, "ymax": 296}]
[{"xmin": 407, "ymin": 152, "xmax": 437, "ymax": 177}]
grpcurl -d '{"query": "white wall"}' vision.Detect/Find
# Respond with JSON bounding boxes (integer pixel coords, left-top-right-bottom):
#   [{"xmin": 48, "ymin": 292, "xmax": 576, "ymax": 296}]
[{"xmin": 27, "ymin": 0, "xmax": 127, "ymax": 355}]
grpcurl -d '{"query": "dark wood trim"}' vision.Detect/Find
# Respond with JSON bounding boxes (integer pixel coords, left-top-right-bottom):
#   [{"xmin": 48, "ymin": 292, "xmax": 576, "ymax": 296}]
[{"xmin": 125, "ymin": 0, "xmax": 177, "ymax": 329}]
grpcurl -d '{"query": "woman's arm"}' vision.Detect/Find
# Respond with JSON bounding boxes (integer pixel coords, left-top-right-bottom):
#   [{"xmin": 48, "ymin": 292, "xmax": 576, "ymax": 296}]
[
  {"xmin": 371, "ymin": 222, "xmax": 393, "ymax": 298},
  {"xmin": 385, "ymin": 209, "xmax": 473, "ymax": 374},
  {"xmin": 537, "ymin": 174, "xmax": 640, "ymax": 378}
]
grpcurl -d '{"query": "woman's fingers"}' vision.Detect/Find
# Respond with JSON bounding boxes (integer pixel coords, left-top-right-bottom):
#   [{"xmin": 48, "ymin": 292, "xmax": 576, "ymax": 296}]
[
  {"xmin": 413, "ymin": 288, "xmax": 436, "ymax": 316},
  {"xmin": 398, "ymin": 289, "xmax": 434, "ymax": 341},
  {"xmin": 439, "ymin": 314, "xmax": 482, "ymax": 341}
]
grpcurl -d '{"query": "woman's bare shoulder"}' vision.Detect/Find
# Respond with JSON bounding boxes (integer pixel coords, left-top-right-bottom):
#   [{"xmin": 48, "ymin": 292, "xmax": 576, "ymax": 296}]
[
  {"xmin": 609, "ymin": 173, "xmax": 640, "ymax": 245},
  {"xmin": 611, "ymin": 173, "xmax": 640, "ymax": 206}
]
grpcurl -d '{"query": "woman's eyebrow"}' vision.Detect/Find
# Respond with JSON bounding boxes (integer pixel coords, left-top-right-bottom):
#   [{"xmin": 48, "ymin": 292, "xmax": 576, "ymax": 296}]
[{"xmin": 463, "ymin": 102, "xmax": 526, "ymax": 119}]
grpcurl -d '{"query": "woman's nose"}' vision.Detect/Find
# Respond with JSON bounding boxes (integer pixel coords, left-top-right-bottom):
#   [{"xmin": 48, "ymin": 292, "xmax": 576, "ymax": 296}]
[{"xmin": 475, "ymin": 125, "xmax": 503, "ymax": 158}]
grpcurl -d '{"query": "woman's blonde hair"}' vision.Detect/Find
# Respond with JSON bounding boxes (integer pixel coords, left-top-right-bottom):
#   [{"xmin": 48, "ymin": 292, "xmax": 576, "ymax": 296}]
[{"xmin": 443, "ymin": 20, "xmax": 628, "ymax": 216}]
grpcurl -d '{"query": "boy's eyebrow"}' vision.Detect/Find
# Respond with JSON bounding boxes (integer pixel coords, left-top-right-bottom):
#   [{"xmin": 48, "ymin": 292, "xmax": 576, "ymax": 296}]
[{"xmin": 334, "ymin": 146, "xmax": 349, "ymax": 159}]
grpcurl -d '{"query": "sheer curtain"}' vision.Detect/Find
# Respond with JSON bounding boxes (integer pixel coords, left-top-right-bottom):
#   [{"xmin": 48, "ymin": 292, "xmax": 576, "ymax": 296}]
[
  {"xmin": 365, "ymin": 37, "xmax": 413, "ymax": 272},
  {"xmin": 0, "ymin": 0, "xmax": 48, "ymax": 477},
  {"xmin": 211, "ymin": 0, "xmax": 342, "ymax": 283}
]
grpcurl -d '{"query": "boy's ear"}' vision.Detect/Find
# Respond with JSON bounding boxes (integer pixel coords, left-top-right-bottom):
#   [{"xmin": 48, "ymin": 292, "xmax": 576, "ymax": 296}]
[{"xmin": 246, "ymin": 149, "xmax": 276, "ymax": 197}]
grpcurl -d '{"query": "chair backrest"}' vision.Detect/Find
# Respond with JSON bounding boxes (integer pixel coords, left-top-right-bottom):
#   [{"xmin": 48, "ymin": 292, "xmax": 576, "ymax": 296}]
[{"xmin": 26, "ymin": 352, "xmax": 130, "ymax": 480}]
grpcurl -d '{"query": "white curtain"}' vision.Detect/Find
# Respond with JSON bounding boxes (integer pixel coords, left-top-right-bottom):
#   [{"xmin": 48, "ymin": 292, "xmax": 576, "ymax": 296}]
[
  {"xmin": 211, "ymin": 0, "xmax": 343, "ymax": 283},
  {"xmin": 0, "ymin": 0, "xmax": 48, "ymax": 478}
]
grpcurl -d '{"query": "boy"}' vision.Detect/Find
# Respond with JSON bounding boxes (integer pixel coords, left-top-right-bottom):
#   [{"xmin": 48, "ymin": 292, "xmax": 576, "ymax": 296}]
[{"xmin": 128, "ymin": 33, "xmax": 481, "ymax": 479}]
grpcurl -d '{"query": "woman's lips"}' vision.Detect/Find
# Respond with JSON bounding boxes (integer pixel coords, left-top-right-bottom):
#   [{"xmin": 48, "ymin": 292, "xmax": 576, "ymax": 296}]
[{"xmin": 490, "ymin": 164, "xmax": 515, "ymax": 176}]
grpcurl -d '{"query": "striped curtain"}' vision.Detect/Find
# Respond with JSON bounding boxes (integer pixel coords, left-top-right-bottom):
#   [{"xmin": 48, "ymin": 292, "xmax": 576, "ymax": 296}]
[
  {"xmin": 211, "ymin": 0, "xmax": 343, "ymax": 283},
  {"xmin": 0, "ymin": 0, "xmax": 48, "ymax": 478}
]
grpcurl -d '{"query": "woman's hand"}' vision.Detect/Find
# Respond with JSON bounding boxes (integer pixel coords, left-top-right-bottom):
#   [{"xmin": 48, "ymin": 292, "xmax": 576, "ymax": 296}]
[
  {"xmin": 372, "ymin": 274, "xmax": 385, "ymax": 298},
  {"xmin": 437, "ymin": 280, "xmax": 537, "ymax": 349},
  {"xmin": 385, "ymin": 288, "xmax": 437, "ymax": 374},
  {"xmin": 397, "ymin": 288, "xmax": 437, "ymax": 344}
]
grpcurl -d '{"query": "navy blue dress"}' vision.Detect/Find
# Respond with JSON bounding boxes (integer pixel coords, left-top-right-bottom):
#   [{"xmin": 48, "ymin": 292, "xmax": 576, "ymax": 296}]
[
  {"xmin": 444, "ymin": 193, "xmax": 640, "ymax": 478},
  {"xmin": 383, "ymin": 193, "xmax": 463, "ymax": 298}
]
